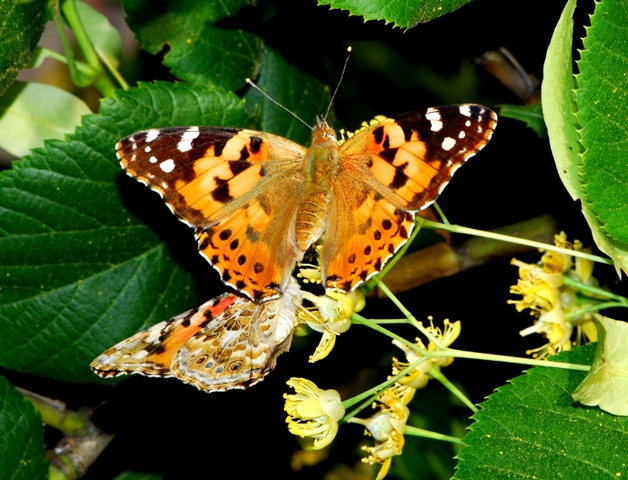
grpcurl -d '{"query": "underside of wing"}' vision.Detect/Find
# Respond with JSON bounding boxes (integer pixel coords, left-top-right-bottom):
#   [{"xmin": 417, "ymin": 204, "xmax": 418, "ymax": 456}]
[
  {"xmin": 172, "ymin": 280, "xmax": 301, "ymax": 391},
  {"xmin": 90, "ymin": 294, "xmax": 238, "ymax": 378}
]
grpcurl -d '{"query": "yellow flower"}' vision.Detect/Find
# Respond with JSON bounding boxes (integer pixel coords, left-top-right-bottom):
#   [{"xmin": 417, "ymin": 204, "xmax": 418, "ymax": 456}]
[
  {"xmin": 510, "ymin": 232, "xmax": 598, "ymax": 357},
  {"xmin": 350, "ymin": 386, "xmax": 410, "ymax": 480},
  {"xmin": 284, "ymin": 378, "xmax": 345, "ymax": 450},
  {"xmin": 300, "ymin": 290, "xmax": 365, "ymax": 362},
  {"xmin": 392, "ymin": 318, "xmax": 461, "ymax": 391}
]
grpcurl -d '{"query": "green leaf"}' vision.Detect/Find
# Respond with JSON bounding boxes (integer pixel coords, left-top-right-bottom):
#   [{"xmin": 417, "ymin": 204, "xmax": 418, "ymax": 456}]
[
  {"xmin": 112, "ymin": 472, "xmax": 163, "ymax": 480},
  {"xmin": 455, "ymin": 345, "xmax": 628, "ymax": 479},
  {"xmin": 317, "ymin": 0, "xmax": 474, "ymax": 29},
  {"xmin": 0, "ymin": 377, "xmax": 47, "ymax": 480},
  {"xmin": 243, "ymin": 46, "xmax": 331, "ymax": 146},
  {"xmin": 542, "ymin": 0, "xmax": 628, "ymax": 274},
  {"xmin": 542, "ymin": 0, "xmax": 583, "ymax": 202},
  {"xmin": 0, "ymin": 81, "xmax": 91, "ymax": 158},
  {"xmin": 123, "ymin": 0, "xmax": 261, "ymax": 90},
  {"xmin": 0, "ymin": 82, "xmax": 252, "ymax": 384},
  {"xmin": 76, "ymin": 0, "xmax": 123, "ymax": 69},
  {"xmin": 576, "ymin": 1, "xmax": 628, "ymax": 243},
  {"xmin": 572, "ymin": 315, "xmax": 628, "ymax": 416},
  {"xmin": 498, "ymin": 103, "xmax": 546, "ymax": 138},
  {"xmin": 0, "ymin": 0, "xmax": 50, "ymax": 96}
]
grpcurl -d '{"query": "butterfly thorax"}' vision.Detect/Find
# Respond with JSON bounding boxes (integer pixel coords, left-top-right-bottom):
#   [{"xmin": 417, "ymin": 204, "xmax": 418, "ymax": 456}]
[{"xmin": 295, "ymin": 119, "xmax": 340, "ymax": 252}]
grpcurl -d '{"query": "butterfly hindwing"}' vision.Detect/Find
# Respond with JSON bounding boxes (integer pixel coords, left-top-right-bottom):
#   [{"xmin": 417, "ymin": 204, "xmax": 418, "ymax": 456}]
[{"xmin": 91, "ymin": 280, "xmax": 301, "ymax": 392}]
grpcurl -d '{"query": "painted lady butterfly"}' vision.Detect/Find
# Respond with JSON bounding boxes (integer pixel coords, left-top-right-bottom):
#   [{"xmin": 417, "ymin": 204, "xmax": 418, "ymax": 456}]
[
  {"xmin": 115, "ymin": 105, "xmax": 497, "ymax": 303},
  {"xmin": 91, "ymin": 278, "xmax": 301, "ymax": 391}
]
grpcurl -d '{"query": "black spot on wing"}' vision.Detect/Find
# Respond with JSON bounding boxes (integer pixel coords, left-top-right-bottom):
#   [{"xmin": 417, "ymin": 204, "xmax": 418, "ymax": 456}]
[
  {"xmin": 250, "ymin": 136, "xmax": 263, "ymax": 153},
  {"xmin": 211, "ymin": 178, "xmax": 233, "ymax": 203},
  {"xmin": 372, "ymin": 126, "xmax": 384, "ymax": 144},
  {"xmin": 379, "ymin": 148, "xmax": 398, "ymax": 164}
]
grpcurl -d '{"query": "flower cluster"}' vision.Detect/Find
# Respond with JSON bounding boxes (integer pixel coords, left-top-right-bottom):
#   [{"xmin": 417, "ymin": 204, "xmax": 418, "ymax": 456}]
[
  {"xmin": 509, "ymin": 232, "xmax": 597, "ymax": 357},
  {"xmin": 351, "ymin": 318, "xmax": 461, "ymax": 479}
]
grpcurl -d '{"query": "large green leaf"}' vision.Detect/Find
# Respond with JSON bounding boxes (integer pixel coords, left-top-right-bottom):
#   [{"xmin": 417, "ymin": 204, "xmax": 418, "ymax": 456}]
[
  {"xmin": 0, "ymin": 377, "xmax": 47, "ymax": 480},
  {"xmin": 123, "ymin": 0, "xmax": 261, "ymax": 90},
  {"xmin": 576, "ymin": 1, "xmax": 628, "ymax": 242},
  {"xmin": 0, "ymin": 0, "xmax": 50, "ymax": 96},
  {"xmin": 0, "ymin": 82, "xmax": 252, "ymax": 384},
  {"xmin": 543, "ymin": 0, "xmax": 628, "ymax": 273},
  {"xmin": 455, "ymin": 345, "xmax": 628, "ymax": 479},
  {"xmin": 317, "ymin": 0, "xmax": 474, "ymax": 29}
]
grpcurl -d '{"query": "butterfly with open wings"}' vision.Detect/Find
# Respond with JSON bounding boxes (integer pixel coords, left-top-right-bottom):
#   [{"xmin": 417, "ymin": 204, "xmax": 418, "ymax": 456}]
[{"xmin": 115, "ymin": 105, "xmax": 497, "ymax": 303}]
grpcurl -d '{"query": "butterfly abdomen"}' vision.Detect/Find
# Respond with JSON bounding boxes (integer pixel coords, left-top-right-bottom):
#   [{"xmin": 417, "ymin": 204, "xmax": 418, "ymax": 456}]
[{"xmin": 295, "ymin": 188, "xmax": 332, "ymax": 252}]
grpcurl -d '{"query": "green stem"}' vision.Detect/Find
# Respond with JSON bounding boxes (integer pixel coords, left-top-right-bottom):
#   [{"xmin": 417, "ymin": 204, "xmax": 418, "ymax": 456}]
[
  {"xmin": 372, "ymin": 278, "xmax": 442, "ymax": 347},
  {"xmin": 368, "ymin": 319, "xmax": 414, "ymax": 324},
  {"xmin": 19, "ymin": 388, "xmax": 90, "ymax": 435},
  {"xmin": 404, "ymin": 425, "xmax": 463, "ymax": 444},
  {"xmin": 341, "ymin": 356, "xmax": 428, "ymax": 414},
  {"xmin": 566, "ymin": 302, "xmax": 628, "ymax": 321},
  {"xmin": 53, "ymin": 6, "xmax": 97, "ymax": 87},
  {"xmin": 442, "ymin": 348, "xmax": 590, "ymax": 371},
  {"xmin": 61, "ymin": 0, "xmax": 100, "ymax": 68},
  {"xmin": 432, "ymin": 201, "xmax": 450, "ymax": 225},
  {"xmin": 422, "ymin": 219, "xmax": 612, "ymax": 265},
  {"xmin": 563, "ymin": 276, "xmax": 628, "ymax": 303},
  {"xmin": 354, "ymin": 314, "xmax": 590, "ymax": 371},
  {"xmin": 352, "ymin": 314, "xmax": 427, "ymax": 355},
  {"xmin": 428, "ymin": 367, "xmax": 477, "ymax": 413},
  {"xmin": 56, "ymin": 0, "xmax": 117, "ymax": 95}
]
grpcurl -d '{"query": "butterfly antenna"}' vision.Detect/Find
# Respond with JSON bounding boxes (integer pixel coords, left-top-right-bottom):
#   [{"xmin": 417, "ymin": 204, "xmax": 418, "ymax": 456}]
[
  {"xmin": 324, "ymin": 46, "xmax": 352, "ymax": 122},
  {"xmin": 245, "ymin": 79, "xmax": 314, "ymax": 131}
]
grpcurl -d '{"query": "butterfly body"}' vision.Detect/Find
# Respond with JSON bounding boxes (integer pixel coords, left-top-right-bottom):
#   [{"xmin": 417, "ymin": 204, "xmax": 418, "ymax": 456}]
[{"xmin": 117, "ymin": 105, "xmax": 497, "ymax": 302}]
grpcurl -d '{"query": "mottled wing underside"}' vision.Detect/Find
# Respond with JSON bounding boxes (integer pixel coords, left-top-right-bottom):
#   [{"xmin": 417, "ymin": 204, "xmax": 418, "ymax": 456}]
[{"xmin": 91, "ymin": 280, "xmax": 302, "ymax": 392}]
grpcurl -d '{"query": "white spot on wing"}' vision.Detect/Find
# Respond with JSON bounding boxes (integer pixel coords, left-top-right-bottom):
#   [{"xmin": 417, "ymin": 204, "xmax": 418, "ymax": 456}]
[
  {"xmin": 177, "ymin": 127, "xmax": 200, "ymax": 152},
  {"xmin": 149, "ymin": 156, "xmax": 158, "ymax": 163},
  {"xmin": 458, "ymin": 131, "xmax": 466, "ymax": 139},
  {"xmin": 145, "ymin": 129, "xmax": 160, "ymax": 142},
  {"xmin": 132, "ymin": 350, "xmax": 149, "ymax": 360},
  {"xmin": 144, "ymin": 146, "xmax": 151, "ymax": 152},
  {"xmin": 465, "ymin": 120, "xmax": 471, "ymax": 127},
  {"xmin": 160, "ymin": 159, "xmax": 175, "ymax": 173},
  {"xmin": 459, "ymin": 106, "xmax": 472, "ymax": 117},
  {"xmin": 425, "ymin": 108, "xmax": 443, "ymax": 131},
  {"xmin": 442, "ymin": 137, "xmax": 456, "ymax": 151}
]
